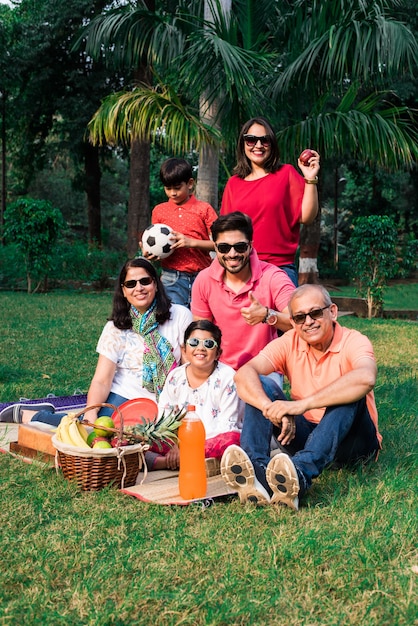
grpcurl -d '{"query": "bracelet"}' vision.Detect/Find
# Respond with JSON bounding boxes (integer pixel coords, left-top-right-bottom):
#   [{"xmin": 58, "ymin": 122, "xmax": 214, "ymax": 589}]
[
  {"xmin": 262, "ymin": 306, "xmax": 269, "ymax": 323},
  {"xmin": 304, "ymin": 176, "xmax": 318, "ymax": 185}
]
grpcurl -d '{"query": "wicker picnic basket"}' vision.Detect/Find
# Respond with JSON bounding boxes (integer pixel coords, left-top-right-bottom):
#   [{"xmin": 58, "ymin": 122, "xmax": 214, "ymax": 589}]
[{"xmin": 52, "ymin": 403, "xmax": 148, "ymax": 492}]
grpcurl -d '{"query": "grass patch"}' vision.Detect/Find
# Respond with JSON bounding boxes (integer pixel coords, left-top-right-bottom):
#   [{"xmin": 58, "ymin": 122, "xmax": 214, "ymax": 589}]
[
  {"xmin": 328, "ymin": 281, "xmax": 418, "ymax": 310},
  {"xmin": 0, "ymin": 292, "xmax": 417, "ymax": 625}
]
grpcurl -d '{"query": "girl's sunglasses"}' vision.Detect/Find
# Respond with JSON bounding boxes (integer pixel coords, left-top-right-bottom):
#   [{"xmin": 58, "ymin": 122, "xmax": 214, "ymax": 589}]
[
  {"xmin": 122, "ymin": 277, "xmax": 154, "ymax": 288},
  {"xmin": 243, "ymin": 134, "xmax": 271, "ymax": 148},
  {"xmin": 186, "ymin": 338, "xmax": 218, "ymax": 350}
]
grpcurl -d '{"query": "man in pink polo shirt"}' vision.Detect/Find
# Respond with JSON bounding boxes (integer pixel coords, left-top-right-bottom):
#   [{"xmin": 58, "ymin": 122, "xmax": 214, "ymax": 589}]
[
  {"xmin": 191, "ymin": 211, "xmax": 296, "ymax": 371},
  {"xmin": 221, "ymin": 284, "xmax": 382, "ymax": 510}
]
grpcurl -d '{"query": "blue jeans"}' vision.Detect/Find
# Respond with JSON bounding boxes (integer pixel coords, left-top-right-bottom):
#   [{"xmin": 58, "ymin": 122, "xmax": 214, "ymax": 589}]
[
  {"xmin": 160, "ymin": 269, "xmax": 198, "ymax": 308},
  {"xmin": 240, "ymin": 375, "xmax": 380, "ymax": 495},
  {"xmin": 31, "ymin": 392, "xmax": 128, "ymax": 427},
  {"xmin": 279, "ymin": 264, "xmax": 298, "ymax": 287}
]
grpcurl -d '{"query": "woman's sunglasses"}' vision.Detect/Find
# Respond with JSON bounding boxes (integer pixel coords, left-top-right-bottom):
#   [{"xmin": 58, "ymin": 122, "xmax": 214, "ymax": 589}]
[
  {"xmin": 186, "ymin": 338, "xmax": 218, "ymax": 350},
  {"xmin": 243, "ymin": 134, "xmax": 272, "ymax": 148},
  {"xmin": 215, "ymin": 242, "xmax": 250, "ymax": 254},
  {"xmin": 122, "ymin": 277, "xmax": 154, "ymax": 289}
]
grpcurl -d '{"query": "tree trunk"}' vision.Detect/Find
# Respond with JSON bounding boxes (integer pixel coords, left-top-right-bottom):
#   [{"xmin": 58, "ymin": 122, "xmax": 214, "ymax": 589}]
[
  {"xmin": 195, "ymin": 0, "xmax": 231, "ymax": 209},
  {"xmin": 84, "ymin": 142, "xmax": 102, "ymax": 246},
  {"xmin": 127, "ymin": 136, "xmax": 150, "ymax": 257},
  {"xmin": 196, "ymin": 98, "xmax": 220, "ymax": 210},
  {"xmin": 298, "ymin": 214, "xmax": 321, "ymax": 284}
]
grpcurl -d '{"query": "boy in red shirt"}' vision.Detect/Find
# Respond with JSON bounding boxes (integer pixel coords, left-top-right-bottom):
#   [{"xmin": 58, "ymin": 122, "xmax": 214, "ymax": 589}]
[{"xmin": 148, "ymin": 158, "xmax": 218, "ymax": 307}]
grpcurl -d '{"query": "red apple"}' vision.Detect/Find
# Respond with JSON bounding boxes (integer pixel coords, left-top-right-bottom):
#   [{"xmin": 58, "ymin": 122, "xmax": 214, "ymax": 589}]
[
  {"xmin": 299, "ymin": 149, "xmax": 315, "ymax": 166},
  {"xmin": 88, "ymin": 435, "xmax": 108, "ymax": 448},
  {"xmin": 110, "ymin": 436, "xmax": 130, "ymax": 448}
]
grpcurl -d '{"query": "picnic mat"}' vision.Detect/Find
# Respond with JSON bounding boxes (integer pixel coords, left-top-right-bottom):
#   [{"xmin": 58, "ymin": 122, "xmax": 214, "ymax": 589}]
[{"xmin": 122, "ymin": 470, "xmax": 237, "ymax": 506}]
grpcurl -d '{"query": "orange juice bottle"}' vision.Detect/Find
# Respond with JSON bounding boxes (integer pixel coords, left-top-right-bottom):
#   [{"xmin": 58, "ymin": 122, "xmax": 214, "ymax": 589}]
[{"xmin": 178, "ymin": 405, "xmax": 207, "ymax": 500}]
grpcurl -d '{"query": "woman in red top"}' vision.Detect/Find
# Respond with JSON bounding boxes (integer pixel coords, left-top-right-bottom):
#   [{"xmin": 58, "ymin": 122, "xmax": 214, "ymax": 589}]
[{"xmin": 221, "ymin": 116, "xmax": 320, "ymax": 285}]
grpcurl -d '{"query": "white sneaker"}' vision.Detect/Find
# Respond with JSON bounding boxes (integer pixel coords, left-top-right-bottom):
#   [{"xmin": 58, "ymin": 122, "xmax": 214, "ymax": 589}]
[
  {"xmin": 266, "ymin": 453, "xmax": 300, "ymax": 511},
  {"xmin": 221, "ymin": 445, "xmax": 271, "ymax": 506}
]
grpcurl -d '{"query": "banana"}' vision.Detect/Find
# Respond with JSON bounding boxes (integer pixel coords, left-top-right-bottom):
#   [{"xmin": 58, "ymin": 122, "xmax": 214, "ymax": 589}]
[
  {"xmin": 68, "ymin": 419, "xmax": 91, "ymax": 449},
  {"xmin": 77, "ymin": 422, "xmax": 89, "ymax": 443},
  {"xmin": 56, "ymin": 415, "xmax": 76, "ymax": 446}
]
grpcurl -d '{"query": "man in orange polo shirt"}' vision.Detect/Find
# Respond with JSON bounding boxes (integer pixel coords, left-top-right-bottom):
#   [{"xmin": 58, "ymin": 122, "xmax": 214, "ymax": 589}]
[{"xmin": 221, "ymin": 284, "xmax": 381, "ymax": 510}]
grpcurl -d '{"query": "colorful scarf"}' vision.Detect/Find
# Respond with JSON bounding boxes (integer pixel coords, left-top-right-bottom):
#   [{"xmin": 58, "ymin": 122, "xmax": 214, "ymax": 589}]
[{"xmin": 130, "ymin": 302, "xmax": 176, "ymax": 399}]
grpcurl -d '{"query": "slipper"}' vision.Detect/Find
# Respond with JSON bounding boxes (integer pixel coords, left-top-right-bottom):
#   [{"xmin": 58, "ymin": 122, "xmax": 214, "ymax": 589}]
[
  {"xmin": 0, "ymin": 402, "xmax": 56, "ymax": 424},
  {"xmin": 220, "ymin": 444, "xmax": 271, "ymax": 506},
  {"xmin": 266, "ymin": 453, "xmax": 300, "ymax": 511}
]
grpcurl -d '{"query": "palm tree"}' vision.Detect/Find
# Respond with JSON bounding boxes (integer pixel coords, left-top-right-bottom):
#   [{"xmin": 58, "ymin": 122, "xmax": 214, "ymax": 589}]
[
  {"xmin": 268, "ymin": 0, "xmax": 418, "ymax": 281},
  {"xmin": 82, "ymin": 0, "xmax": 418, "ymax": 270},
  {"xmin": 81, "ymin": 0, "xmax": 275, "ymax": 253}
]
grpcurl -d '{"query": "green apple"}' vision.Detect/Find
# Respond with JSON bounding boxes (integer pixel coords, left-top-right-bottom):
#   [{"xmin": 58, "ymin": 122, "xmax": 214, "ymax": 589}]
[
  {"xmin": 93, "ymin": 416, "xmax": 115, "ymax": 438},
  {"xmin": 86, "ymin": 431, "xmax": 97, "ymax": 447},
  {"xmin": 92, "ymin": 440, "xmax": 112, "ymax": 449}
]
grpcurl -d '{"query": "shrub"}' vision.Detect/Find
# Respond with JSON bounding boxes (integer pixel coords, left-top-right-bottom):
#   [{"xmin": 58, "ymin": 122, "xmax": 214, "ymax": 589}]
[
  {"xmin": 348, "ymin": 215, "xmax": 398, "ymax": 318},
  {"xmin": 4, "ymin": 198, "xmax": 64, "ymax": 293}
]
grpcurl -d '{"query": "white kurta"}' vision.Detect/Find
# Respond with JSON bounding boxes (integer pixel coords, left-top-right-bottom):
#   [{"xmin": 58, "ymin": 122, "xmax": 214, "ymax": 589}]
[{"xmin": 158, "ymin": 361, "xmax": 244, "ymax": 439}]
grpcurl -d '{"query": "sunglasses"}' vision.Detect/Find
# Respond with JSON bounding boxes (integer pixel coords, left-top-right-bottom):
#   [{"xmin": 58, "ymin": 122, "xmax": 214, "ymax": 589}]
[
  {"xmin": 186, "ymin": 337, "xmax": 218, "ymax": 350},
  {"xmin": 243, "ymin": 134, "xmax": 272, "ymax": 148},
  {"xmin": 215, "ymin": 241, "xmax": 250, "ymax": 254},
  {"xmin": 122, "ymin": 277, "xmax": 154, "ymax": 289},
  {"xmin": 292, "ymin": 305, "xmax": 331, "ymax": 325}
]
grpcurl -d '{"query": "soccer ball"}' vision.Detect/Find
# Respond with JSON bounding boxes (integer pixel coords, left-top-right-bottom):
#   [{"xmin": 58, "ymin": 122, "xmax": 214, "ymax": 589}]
[{"xmin": 141, "ymin": 223, "xmax": 175, "ymax": 259}]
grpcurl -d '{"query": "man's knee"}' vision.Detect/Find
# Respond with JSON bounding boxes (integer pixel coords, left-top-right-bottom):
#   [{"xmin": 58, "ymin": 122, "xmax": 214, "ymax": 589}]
[{"xmin": 260, "ymin": 375, "xmax": 286, "ymax": 401}]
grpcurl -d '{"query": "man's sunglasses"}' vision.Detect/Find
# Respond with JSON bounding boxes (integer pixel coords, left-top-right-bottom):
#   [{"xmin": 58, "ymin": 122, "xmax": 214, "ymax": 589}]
[
  {"xmin": 292, "ymin": 305, "xmax": 331, "ymax": 325},
  {"xmin": 243, "ymin": 134, "xmax": 272, "ymax": 148},
  {"xmin": 122, "ymin": 277, "xmax": 154, "ymax": 289},
  {"xmin": 186, "ymin": 337, "xmax": 218, "ymax": 350},
  {"xmin": 215, "ymin": 241, "xmax": 250, "ymax": 254}
]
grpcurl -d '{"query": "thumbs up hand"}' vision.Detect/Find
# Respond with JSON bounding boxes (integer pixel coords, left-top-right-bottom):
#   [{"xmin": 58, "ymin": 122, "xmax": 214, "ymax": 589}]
[{"xmin": 240, "ymin": 291, "xmax": 268, "ymax": 326}]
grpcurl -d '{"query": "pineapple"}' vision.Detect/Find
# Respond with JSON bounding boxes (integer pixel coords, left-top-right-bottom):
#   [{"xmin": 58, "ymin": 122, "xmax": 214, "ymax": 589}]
[{"xmin": 124, "ymin": 407, "xmax": 186, "ymax": 450}]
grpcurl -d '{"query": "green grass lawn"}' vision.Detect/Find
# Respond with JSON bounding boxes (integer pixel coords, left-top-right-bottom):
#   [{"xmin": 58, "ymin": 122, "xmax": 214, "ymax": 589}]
[
  {"xmin": 0, "ymin": 291, "xmax": 417, "ymax": 625},
  {"xmin": 328, "ymin": 280, "xmax": 418, "ymax": 310}
]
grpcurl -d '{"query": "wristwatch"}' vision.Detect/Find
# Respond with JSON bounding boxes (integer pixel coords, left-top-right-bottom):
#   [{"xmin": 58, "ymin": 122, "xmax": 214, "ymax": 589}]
[{"xmin": 265, "ymin": 308, "xmax": 278, "ymax": 326}]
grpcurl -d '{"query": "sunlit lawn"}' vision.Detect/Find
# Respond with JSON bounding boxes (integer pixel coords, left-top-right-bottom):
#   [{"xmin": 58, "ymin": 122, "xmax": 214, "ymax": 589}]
[{"xmin": 0, "ymin": 290, "xmax": 417, "ymax": 625}]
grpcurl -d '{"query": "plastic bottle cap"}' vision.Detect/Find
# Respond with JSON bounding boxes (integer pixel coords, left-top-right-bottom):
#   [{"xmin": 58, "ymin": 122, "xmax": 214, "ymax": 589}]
[{"xmin": 187, "ymin": 405, "xmax": 196, "ymax": 411}]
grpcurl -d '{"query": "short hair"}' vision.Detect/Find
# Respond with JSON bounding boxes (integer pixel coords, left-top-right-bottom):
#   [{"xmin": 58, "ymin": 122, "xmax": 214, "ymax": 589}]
[
  {"xmin": 111, "ymin": 257, "xmax": 172, "ymax": 329},
  {"xmin": 183, "ymin": 320, "xmax": 222, "ymax": 356},
  {"xmin": 288, "ymin": 284, "xmax": 333, "ymax": 315},
  {"xmin": 211, "ymin": 211, "xmax": 253, "ymax": 242},
  {"xmin": 160, "ymin": 158, "xmax": 193, "ymax": 186},
  {"xmin": 234, "ymin": 116, "xmax": 281, "ymax": 179}
]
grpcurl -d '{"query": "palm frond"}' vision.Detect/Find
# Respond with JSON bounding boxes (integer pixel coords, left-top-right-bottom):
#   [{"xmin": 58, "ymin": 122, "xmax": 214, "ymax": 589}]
[{"xmin": 88, "ymin": 82, "xmax": 221, "ymax": 153}]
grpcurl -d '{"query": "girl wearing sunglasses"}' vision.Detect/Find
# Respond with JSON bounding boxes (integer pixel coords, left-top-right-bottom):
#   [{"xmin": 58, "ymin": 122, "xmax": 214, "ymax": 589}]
[
  {"xmin": 220, "ymin": 116, "xmax": 320, "ymax": 286},
  {"xmin": 155, "ymin": 320, "xmax": 243, "ymax": 470}
]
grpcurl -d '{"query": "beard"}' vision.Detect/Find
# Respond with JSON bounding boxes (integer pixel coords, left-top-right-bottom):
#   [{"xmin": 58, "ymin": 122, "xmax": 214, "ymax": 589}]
[{"xmin": 217, "ymin": 254, "xmax": 251, "ymax": 274}]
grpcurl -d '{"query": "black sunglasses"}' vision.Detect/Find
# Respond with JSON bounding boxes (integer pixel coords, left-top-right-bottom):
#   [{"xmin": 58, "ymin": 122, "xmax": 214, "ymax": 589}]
[
  {"xmin": 292, "ymin": 305, "xmax": 331, "ymax": 325},
  {"xmin": 122, "ymin": 277, "xmax": 154, "ymax": 289},
  {"xmin": 243, "ymin": 134, "xmax": 272, "ymax": 148},
  {"xmin": 186, "ymin": 337, "xmax": 218, "ymax": 350},
  {"xmin": 215, "ymin": 241, "xmax": 250, "ymax": 254}
]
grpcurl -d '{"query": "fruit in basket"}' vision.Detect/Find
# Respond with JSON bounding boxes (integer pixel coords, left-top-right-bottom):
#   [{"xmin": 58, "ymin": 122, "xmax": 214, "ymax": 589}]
[
  {"xmin": 56, "ymin": 414, "xmax": 89, "ymax": 448},
  {"xmin": 110, "ymin": 436, "xmax": 130, "ymax": 448},
  {"xmin": 93, "ymin": 416, "xmax": 115, "ymax": 437},
  {"xmin": 88, "ymin": 435, "xmax": 108, "ymax": 448},
  {"xmin": 93, "ymin": 440, "xmax": 112, "ymax": 449},
  {"xmin": 124, "ymin": 407, "xmax": 186, "ymax": 448},
  {"xmin": 68, "ymin": 420, "xmax": 91, "ymax": 449},
  {"xmin": 86, "ymin": 431, "xmax": 98, "ymax": 447}
]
